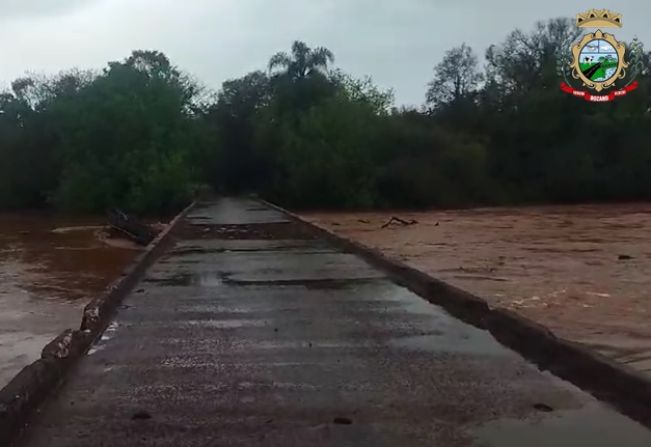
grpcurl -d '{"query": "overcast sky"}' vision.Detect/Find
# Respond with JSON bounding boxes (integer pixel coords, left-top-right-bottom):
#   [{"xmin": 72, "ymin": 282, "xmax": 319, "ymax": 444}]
[{"xmin": 0, "ymin": 0, "xmax": 648, "ymax": 106}]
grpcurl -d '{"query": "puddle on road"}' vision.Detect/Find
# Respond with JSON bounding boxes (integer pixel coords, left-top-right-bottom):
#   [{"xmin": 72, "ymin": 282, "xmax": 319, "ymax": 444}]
[
  {"xmin": 223, "ymin": 277, "xmax": 382, "ymax": 288},
  {"xmin": 390, "ymin": 333, "xmax": 510, "ymax": 357},
  {"xmin": 101, "ymin": 321, "xmax": 120, "ymax": 342},
  {"xmin": 145, "ymin": 271, "xmax": 382, "ymax": 290},
  {"xmin": 195, "ymin": 272, "xmax": 223, "ymax": 287},
  {"xmin": 381, "ymin": 296, "xmax": 515, "ymax": 356},
  {"xmin": 144, "ymin": 272, "xmax": 224, "ymax": 287},
  {"xmin": 183, "ymin": 319, "xmax": 268, "ymax": 329},
  {"xmin": 473, "ymin": 401, "xmax": 651, "ymax": 446}
]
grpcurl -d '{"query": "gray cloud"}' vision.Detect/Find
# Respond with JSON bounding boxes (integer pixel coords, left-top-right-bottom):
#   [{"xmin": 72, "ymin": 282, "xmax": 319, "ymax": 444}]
[
  {"xmin": 0, "ymin": 0, "xmax": 95, "ymax": 20},
  {"xmin": 0, "ymin": 0, "xmax": 649, "ymax": 105}
]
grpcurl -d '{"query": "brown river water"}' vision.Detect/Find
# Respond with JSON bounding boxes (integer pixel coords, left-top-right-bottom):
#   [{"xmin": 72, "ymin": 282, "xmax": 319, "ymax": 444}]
[
  {"xmin": 305, "ymin": 203, "xmax": 651, "ymax": 377},
  {"xmin": 0, "ymin": 214, "xmax": 137, "ymax": 388}
]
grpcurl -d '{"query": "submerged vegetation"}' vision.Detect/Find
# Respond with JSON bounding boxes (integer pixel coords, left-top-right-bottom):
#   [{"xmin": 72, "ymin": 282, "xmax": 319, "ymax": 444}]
[{"xmin": 1, "ymin": 18, "xmax": 650, "ymax": 214}]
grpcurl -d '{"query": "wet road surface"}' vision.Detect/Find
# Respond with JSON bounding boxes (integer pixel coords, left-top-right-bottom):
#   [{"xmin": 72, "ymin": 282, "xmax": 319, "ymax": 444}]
[
  {"xmin": 306, "ymin": 205, "xmax": 651, "ymax": 376},
  {"xmin": 18, "ymin": 198, "xmax": 651, "ymax": 446}
]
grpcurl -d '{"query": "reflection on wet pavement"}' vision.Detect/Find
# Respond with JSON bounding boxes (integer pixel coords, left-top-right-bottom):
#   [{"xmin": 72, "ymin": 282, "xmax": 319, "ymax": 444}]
[
  {"xmin": 474, "ymin": 401, "xmax": 651, "ymax": 447},
  {"xmin": 305, "ymin": 204, "xmax": 651, "ymax": 376},
  {"xmin": 0, "ymin": 214, "xmax": 135, "ymax": 388}
]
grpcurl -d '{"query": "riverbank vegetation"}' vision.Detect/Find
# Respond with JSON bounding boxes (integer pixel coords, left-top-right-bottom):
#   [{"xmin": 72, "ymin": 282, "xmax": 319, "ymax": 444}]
[{"xmin": 1, "ymin": 18, "xmax": 650, "ymax": 214}]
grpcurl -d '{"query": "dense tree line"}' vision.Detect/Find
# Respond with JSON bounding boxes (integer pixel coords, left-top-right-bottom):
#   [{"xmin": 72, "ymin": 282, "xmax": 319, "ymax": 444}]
[{"xmin": 1, "ymin": 18, "xmax": 650, "ymax": 214}]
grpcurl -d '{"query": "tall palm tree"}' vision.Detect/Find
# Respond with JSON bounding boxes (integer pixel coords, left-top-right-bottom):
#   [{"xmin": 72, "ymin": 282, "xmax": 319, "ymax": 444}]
[{"xmin": 268, "ymin": 41, "xmax": 335, "ymax": 80}]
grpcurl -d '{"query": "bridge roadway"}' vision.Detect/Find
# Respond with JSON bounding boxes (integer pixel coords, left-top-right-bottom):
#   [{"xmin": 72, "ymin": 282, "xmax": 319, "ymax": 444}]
[{"xmin": 18, "ymin": 198, "xmax": 651, "ymax": 446}]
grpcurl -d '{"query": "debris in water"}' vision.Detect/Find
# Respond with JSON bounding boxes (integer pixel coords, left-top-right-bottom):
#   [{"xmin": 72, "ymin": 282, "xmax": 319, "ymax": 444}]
[
  {"xmin": 108, "ymin": 208, "xmax": 158, "ymax": 246},
  {"xmin": 333, "ymin": 417, "xmax": 353, "ymax": 425},
  {"xmin": 381, "ymin": 216, "xmax": 418, "ymax": 229},
  {"xmin": 533, "ymin": 403, "xmax": 554, "ymax": 412},
  {"xmin": 132, "ymin": 410, "xmax": 152, "ymax": 420}
]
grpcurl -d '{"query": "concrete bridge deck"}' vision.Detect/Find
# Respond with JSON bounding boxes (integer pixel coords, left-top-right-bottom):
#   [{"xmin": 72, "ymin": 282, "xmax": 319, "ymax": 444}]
[{"xmin": 17, "ymin": 198, "xmax": 651, "ymax": 446}]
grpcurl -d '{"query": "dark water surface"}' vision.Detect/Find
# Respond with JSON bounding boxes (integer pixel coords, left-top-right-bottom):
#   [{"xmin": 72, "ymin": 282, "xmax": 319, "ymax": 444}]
[{"xmin": 0, "ymin": 214, "xmax": 136, "ymax": 387}]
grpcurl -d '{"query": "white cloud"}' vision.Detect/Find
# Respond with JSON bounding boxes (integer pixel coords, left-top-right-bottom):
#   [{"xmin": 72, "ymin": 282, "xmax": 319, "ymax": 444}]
[{"xmin": 600, "ymin": 42, "xmax": 615, "ymax": 52}]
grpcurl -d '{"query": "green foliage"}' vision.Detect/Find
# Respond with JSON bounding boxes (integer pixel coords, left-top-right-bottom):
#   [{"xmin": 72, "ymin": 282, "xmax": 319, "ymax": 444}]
[
  {"xmin": 269, "ymin": 88, "xmax": 385, "ymax": 208},
  {"xmin": 330, "ymin": 70, "xmax": 394, "ymax": 114},
  {"xmin": 251, "ymin": 45, "xmax": 394, "ymax": 208},
  {"xmin": 2, "ymin": 25, "xmax": 651, "ymax": 214},
  {"xmin": 0, "ymin": 51, "xmax": 211, "ymax": 214},
  {"xmin": 206, "ymin": 71, "xmax": 270, "ymax": 192},
  {"xmin": 374, "ymin": 114, "xmax": 493, "ymax": 208},
  {"xmin": 0, "ymin": 83, "xmax": 61, "ymax": 209}
]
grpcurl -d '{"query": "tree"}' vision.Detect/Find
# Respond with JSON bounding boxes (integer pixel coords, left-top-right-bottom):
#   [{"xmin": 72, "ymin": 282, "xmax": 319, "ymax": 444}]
[
  {"xmin": 125, "ymin": 50, "xmax": 177, "ymax": 80},
  {"xmin": 0, "ymin": 78, "xmax": 64, "ymax": 209},
  {"xmin": 268, "ymin": 87, "xmax": 384, "ymax": 208},
  {"xmin": 426, "ymin": 43, "xmax": 483, "ymax": 108},
  {"xmin": 330, "ymin": 69, "xmax": 394, "ymax": 115},
  {"xmin": 217, "ymin": 71, "xmax": 270, "ymax": 118},
  {"xmin": 264, "ymin": 42, "xmax": 339, "ymax": 121},
  {"xmin": 208, "ymin": 71, "xmax": 271, "ymax": 192},
  {"xmin": 485, "ymin": 18, "xmax": 580, "ymax": 96},
  {"xmin": 268, "ymin": 41, "xmax": 334, "ymax": 80},
  {"xmin": 52, "ymin": 50, "xmax": 206, "ymax": 214},
  {"xmin": 4, "ymin": 20, "xmax": 651, "ymax": 214}
]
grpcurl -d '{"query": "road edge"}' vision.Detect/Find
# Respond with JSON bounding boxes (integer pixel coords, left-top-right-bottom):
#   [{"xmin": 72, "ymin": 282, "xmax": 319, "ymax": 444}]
[
  {"xmin": 0, "ymin": 201, "xmax": 196, "ymax": 446},
  {"xmin": 260, "ymin": 198, "xmax": 651, "ymax": 429}
]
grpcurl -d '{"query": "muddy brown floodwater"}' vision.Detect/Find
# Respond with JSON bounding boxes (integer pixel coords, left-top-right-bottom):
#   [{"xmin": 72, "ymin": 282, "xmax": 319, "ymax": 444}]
[
  {"xmin": 0, "ymin": 214, "xmax": 136, "ymax": 388},
  {"xmin": 304, "ymin": 203, "xmax": 651, "ymax": 377}
]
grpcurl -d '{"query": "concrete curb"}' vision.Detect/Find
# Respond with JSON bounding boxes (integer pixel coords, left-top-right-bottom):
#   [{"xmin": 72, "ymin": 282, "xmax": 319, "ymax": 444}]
[
  {"xmin": 0, "ymin": 201, "xmax": 196, "ymax": 446},
  {"xmin": 260, "ymin": 198, "xmax": 651, "ymax": 429}
]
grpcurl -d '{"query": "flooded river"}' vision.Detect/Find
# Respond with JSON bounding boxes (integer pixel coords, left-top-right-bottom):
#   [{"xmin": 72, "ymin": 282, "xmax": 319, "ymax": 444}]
[
  {"xmin": 4, "ymin": 203, "xmax": 651, "ymax": 389},
  {"xmin": 0, "ymin": 214, "xmax": 136, "ymax": 388},
  {"xmin": 305, "ymin": 203, "xmax": 651, "ymax": 376}
]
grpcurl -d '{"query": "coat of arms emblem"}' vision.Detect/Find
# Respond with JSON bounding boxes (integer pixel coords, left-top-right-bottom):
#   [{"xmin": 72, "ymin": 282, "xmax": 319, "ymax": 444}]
[{"xmin": 559, "ymin": 9, "xmax": 644, "ymax": 102}]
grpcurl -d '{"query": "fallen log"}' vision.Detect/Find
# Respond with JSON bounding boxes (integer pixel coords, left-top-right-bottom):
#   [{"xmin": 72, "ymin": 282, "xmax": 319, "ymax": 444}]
[
  {"xmin": 107, "ymin": 209, "xmax": 157, "ymax": 246},
  {"xmin": 381, "ymin": 216, "xmax": 418, "ymax": 229}
]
